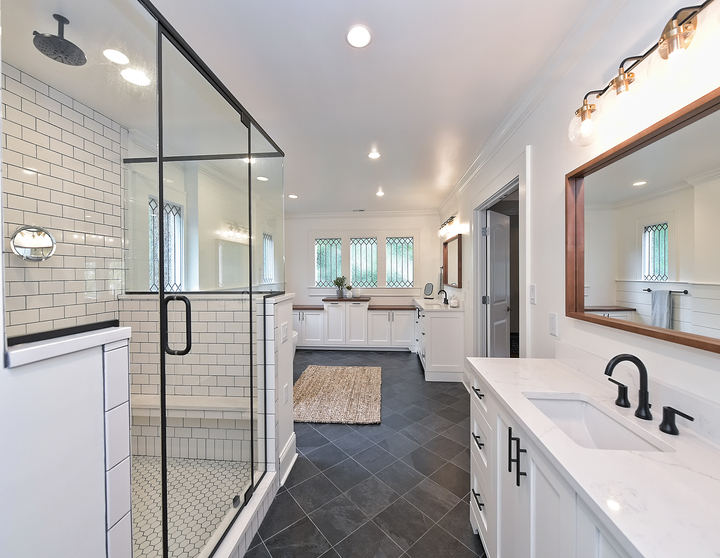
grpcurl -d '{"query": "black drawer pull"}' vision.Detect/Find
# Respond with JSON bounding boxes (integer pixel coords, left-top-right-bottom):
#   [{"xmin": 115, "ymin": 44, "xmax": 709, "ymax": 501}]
[
  {"xmin": 472, "ymin": 387, "xmax": 484, "ymax": 400},
  {"xmin": 471, "ymin": 489, "xmax": 484, "ymax": 511},
  {"xmin": 472, "ymin": 433, "xmax": 484, "ymax": 450}
]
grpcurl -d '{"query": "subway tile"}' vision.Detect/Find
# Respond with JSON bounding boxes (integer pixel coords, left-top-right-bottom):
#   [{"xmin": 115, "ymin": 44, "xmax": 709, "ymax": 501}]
[
  {"xmin": 34, "ymin": 91, "xmax": 62, "ymax": 114},
  {"xmin": 5, "ymin": 77, "xmax": 36, "ymax": 101},
  {"xmin": 20, "ymin": 98, "xmax": 49, "ymax": 121}
]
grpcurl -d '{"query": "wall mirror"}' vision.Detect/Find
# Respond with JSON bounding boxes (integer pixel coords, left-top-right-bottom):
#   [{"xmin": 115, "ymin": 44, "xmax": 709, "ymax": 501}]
[
  {"xmin": 566, "ymin": 86, "xmax": 720, "ymax": 353},
  {"xmin": 443, "ymin": 234, "xmax": 462, "ymax": 288},
  {"xmin": 10, "ymin": 225, "xmax": 56, "ymax": 262}
]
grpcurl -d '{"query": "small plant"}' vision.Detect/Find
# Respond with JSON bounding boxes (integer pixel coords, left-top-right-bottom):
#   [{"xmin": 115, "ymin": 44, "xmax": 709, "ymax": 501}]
[
  {"xmin": 345, "ymin": 285, "xmax": 352, "ymax": 291},
  {"xmin": 332, "ymin": 276, "xmax": 347, "ymax": 289}
]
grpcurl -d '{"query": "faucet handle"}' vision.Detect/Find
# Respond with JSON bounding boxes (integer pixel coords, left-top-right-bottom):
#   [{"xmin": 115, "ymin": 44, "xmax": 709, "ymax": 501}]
[
  {"xmin": 659, "ymin": 406, "xmax": 694, "ymax": 435},
  {"xmin": 607, "ymin": 378, "xmax": 631, "ymax": 408}
]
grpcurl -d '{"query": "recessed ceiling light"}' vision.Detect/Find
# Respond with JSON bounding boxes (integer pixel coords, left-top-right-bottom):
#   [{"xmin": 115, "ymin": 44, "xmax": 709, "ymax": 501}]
[
  {"xmin": 243, "ymin": 158, "xmax": 256, "ymax": 164},
  {"xmin": 288, "ymin": 194, "xmax": 298, "ymax": 199},
  {"xmin": 632, "ymin": 181, "xmax": 647, "ymax": 186},
  {"xmin": 257, "ymin": 176, "xmax": 269, "ymax": 181},
  {"xmin": 121, "ymin": 68, "xmax": 151, "ymax": 86},
  {"xmin": 103, "ymin": 49, "xmax": 129, "ymax": 65},
  {"xmin": 376, "ymin": 187, "xmax": 384, "ymax": 197},
  {"xmin": 347, "ymin": 25, "xmax": 372, "ymax": 48},
  {"xmin": 368, "ymin": 151, "xmax": 380, "ymax": 159}
]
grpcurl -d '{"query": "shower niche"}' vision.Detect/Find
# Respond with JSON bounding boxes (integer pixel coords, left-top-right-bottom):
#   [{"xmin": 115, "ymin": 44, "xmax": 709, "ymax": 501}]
[{"xmin": 2, "ymin": 0, "xmax": 284, "ymax": 557}]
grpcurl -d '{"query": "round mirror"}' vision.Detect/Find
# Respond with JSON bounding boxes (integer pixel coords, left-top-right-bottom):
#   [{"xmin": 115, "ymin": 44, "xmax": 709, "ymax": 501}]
[
  {"xmin": 10, "ymin": 225, "xmax": 57, "ymax": 262},
  {"xmin": 423, "ymin": 282, "xmax": 434, "ymax": 297}
]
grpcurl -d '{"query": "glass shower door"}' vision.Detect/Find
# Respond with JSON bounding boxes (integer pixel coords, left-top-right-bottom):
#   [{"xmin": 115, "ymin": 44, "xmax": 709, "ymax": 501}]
[{"xmin": 159, "ymin": 32, "xmax": 255, "ymax": 558}]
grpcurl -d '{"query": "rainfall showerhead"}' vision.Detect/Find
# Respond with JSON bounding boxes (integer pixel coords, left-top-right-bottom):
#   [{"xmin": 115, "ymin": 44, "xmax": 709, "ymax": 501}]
[{"xmin": 33, "ymin": 14, "xmax": 87, "ymax": 66}]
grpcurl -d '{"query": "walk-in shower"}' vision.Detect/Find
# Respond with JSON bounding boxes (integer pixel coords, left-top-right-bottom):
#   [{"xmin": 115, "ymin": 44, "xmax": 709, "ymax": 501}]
[{"xmin": 2, "ymin": 0, "xmax": 284, "ymax": 556}]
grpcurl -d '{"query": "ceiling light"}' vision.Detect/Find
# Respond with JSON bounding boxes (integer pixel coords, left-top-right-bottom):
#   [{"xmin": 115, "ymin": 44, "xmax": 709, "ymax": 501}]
[
  {"xmin": 103, "ymin": 49, "xmax": 129, "ymax": 64},
  {"xmin": 376, "ymin": 187, "xmax": 384, "ymax": 197},
  {"xmin": 347, "ymin": 25, "xmax": 372, "ymax": 48},
  {"xmin": 257, "ymin": 176, "xmax": 269, "ymax": 181},
  {"xmin": 632, "ymin": 181, "xmax": 647, "ymax": 186},
  {"xmin": 658, "ymin": 7, "xmax": 699, "ymax": 60},
  {"xmin": 368, "ymin": 151, "xmax": 380, "ymax": 159},
  {"xmin": 121, "ymin": 68, "xmax": 151, "ymax": 86},
  {"xmin": 288, "ymin": 194, "xmax": 298, "ymax": 199},
  {"xmin": 243, "ymin": 158, "xmax": 256, "ymax": 164}
]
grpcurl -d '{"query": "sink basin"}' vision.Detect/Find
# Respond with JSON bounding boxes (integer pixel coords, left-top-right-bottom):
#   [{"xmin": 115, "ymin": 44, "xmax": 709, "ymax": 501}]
[{"xmin": 524, "ymin": 392, "xmax": 672, "ymax": 452}]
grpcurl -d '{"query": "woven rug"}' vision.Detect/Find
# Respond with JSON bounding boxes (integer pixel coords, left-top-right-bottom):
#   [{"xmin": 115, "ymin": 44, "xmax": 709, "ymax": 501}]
[{"xmin": 293, "ymin": 365, "xmax": 382, "ymax": 424}]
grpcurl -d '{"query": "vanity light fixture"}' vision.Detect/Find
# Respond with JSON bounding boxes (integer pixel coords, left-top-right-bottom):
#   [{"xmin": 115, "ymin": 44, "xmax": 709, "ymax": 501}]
[
  {"xmin": 103, "ymin": 49, "xmax": 129, "ymax": 64},
  {"xmin": 568, "ymin": 90, "xmax": 603, "ymax": 147},
  {"xmin": 257, "ymin": 176, "xmax": 269, "ymax": 181},
  {"xmin": 121, "ymin": 68, "xmax": 151, "ymax": 86},
  {"xmin": 633, "ymin": 181, "xmax": 648, "ymax": 186},
  {"xmin": 610, "ymin": 56, "xmax": 644, "ymax": 95},
  {"xmin": 368, "ymin": 150, "xmax": 380, "ymax": 159},
  {"xmin": 658, "ymin": 6, "xmax": 700, "ymax": 60},
  {"xmin": 288, "ymin": 194, "xmax": 298, "ymax": 199},
  {"xmin": 438, "ymin": 215, "xmax": 457, "ymax": 238},
  {"xmin": 347, "ymin": 25, "xmax": 372, "ymax": 48}
]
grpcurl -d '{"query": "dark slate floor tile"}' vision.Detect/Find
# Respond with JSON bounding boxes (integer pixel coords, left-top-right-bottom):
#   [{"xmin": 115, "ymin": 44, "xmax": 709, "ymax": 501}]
[
  {"xmin": 257, "ymin": 490, "xmax": 306, "ymax": 540},
  {"xmin": 406, "ymin": 524, "xmax": 479, "ymax": 558},
  {"xmin": 450, "ymin": 447, "xmax": 471, "ymax": 473},
  {"xmin": 424, "ymin": 434, "xmax": 465, "ymax": 460},
  {"xmin": 243, "ymin": 542, "xmax": 271, "ymax": 558},
  {"xmin": 249, "ymin": 531, "xmax": 262, "ymax": 548},
  {"xmin": 345, "ymin": 476, "xmax": 400, "ymax": 518},
  {"xmin": 296, "ymin": 428, "xmax": 332, "ymax": 453},
  {"xmin": 377, "ymin": 432, "xmax": 420, "ymax": 458},
  {"xmin": 324, "ymin": 458, "xmax": 372, "ymax": 492},
  {"xmin": 333, "ymin": 430, "xmax": 376, "ymax": 456},
  {"xmin": 375, "ymin": 459, "xmax": 426, "ymax": 495},
  {"xmin": 437, "ymin": 499, "xmax": 486, "ymax": 556},
  {"xmin": 430, "ymin": 392, "xmax": 460, "ymax": 406},
  {"xmin": 333, "ymin": 520, "xmax": 404, "ymax": 558},
  {"xmin": 305, "ymin": 443, "xmax": 350, "ymax": 471},
  {"xmin": 429, "ymin": 462, "xmax": 471, "ymax": 499},
  {"xmin": 404, "ymin": 478, "xmax": 460, "ymax": 522},
  {"xmin": 437, "ymin": 406, "xmax": 469, "ymax": 424},
  {"xmin": 401, "ymin": 405, "xmax": 432, "ymax": 422},
  {"xmin": 288, "ymin": 473, "xmax": 342, "ymax": 514},
  {"xmin": 418, "ymin": 414, "xmax": 455, "ymax": 433},
  {"xmin": 308, "ymin": 495, "xmax": 369, "ymax": 546},
  {"xmin": 372, "ymin": 497, "xmax": 434, "ymax": 551},
  {"xmin": 401, "ymin": 446, "xmax": 447, "ymax": 477},
  {"xmin": 319, "ymin": 549, "xmax": 341, "ymax": 558},
  {"xmin": 382, "ymin": 412, "xmax": 416, "ymax": 432},
  {"xmin": 283, "ymin": 455, "xmax": 321, "ymax": 488},
  {"xmin": 262, "ymin": 516, "xmax": 332, "ymax": 558},
  {"xmin": 413, "ymin": 398, "xmax": 448, "ymax": 414},
  {"xmin": 450, "ymin": 398, "xmax": 471, "ymax": 414},
  {"xmin": 443, "ymin": 424, "xmax": 471, "ymax": 446},
  {"xmin": 383, "ymin": 396, "xmax": 412, "ymax": 412},
  {"xmin": 400, "ymin": 422, "xmax": 438, "ymax": 445},
  {"xmin": 353, "ymin": 444, "xmax": 397, "ymax": 474},
  {"xmin": 315, "ymin": 423, "xmax": 355, "ymax": 442},
  {"xmin": 357, "ymin": 423, "xmax": 396, "ymax": 443}
]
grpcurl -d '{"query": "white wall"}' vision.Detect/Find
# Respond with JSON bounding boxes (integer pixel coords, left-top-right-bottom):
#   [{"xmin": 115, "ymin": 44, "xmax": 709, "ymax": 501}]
[
  {"xmin": 285, "ymin": 211, "xmax": 440, "ymax": 306},
  {"xmin": 440, "ymin": 0, "xmax": 720, "ymax": 401}
]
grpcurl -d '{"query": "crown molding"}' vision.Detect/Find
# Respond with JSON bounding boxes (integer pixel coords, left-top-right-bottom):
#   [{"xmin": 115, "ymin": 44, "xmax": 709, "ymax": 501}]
[{"xmin": 285, "ymin": 209, "xmax": 439, "ymax": 221}]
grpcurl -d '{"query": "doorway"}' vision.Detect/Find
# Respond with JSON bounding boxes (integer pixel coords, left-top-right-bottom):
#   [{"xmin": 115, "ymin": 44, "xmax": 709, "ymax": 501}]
[{"xmin": 475, "ymin": 178, "xmax": 520, "ymax": 357}]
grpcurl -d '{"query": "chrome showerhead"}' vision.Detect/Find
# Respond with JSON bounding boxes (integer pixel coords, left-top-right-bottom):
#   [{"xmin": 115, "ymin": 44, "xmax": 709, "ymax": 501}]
[{"xmin": 33, "ymin": 14, "xmax": 87, "ymax": 66}]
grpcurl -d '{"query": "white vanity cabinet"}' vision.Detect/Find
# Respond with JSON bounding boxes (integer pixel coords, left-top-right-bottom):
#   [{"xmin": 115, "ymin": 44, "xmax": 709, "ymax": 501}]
[
  {"xmin": 414, "ymin": 299, "xmax": 464, "ymax": 381},
  {"xmin": 293, "ymin": 309, "xmax": 324, "ymax": 346},
  {"xmin": 468, "ymin": 364, "xmax": 631, "ymax": 558},
  {"xmin": 367, "ymin": 309, "xmax": 415, "ymax": 348},
  {"xmin": 323, "ymin": 299, "xmax": 369, "ymax": 346}
]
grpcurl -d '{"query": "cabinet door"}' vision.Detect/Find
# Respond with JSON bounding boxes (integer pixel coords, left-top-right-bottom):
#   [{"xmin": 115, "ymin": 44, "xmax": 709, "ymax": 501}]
[
  {"xmin": 346, "ymin": 302, "xmax": 368, "ymax": 346},
  {"xmin": 576, "ymin": 499, "xmax": 631, "ymax": 558},
  {"xmin": 325, "ymin": 302, "xmax": 345, "ymax": 344},
  {"xmin": 302, "ymin": 311, "xmax": 324, "ymax": 344},
  {"xmin": 292, "ymin": 311, "xmax": 302, "ymax": 344},
  {"xmin": 368, "ymin": 311, "xmax": 392, "ymax": 346},
  {"xmin": 391, "ymin": 311, "xmax": 415, "ymax": 347}
]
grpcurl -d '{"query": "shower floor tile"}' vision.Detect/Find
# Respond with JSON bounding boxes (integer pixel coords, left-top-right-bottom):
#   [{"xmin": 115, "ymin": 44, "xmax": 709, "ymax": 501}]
[{"xmin": 132, "ymin": 455, "xmax": 253, "ymax": 558}]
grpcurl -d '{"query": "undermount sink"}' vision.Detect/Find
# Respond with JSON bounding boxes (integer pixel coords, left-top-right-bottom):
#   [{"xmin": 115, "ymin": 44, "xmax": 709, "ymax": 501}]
[{"xmin": 524, "ymin": 392, "xmax": 673, "ymax": 452}]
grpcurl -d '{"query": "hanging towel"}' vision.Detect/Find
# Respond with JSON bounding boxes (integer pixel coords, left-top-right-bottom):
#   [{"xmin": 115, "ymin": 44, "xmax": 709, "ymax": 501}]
[{"xmin": 651, "ymin": 290, "xmax": 672, "ymax": 329}]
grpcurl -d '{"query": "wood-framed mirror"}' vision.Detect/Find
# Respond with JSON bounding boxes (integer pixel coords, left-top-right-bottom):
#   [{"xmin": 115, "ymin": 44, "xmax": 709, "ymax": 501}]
[
  {"xmin": 566, "ymin": 86, "xmax": 720, "ymax": 354},
  {"xmin": 443, "ymin": 234, "xmax": 462, "ymax": 288}
]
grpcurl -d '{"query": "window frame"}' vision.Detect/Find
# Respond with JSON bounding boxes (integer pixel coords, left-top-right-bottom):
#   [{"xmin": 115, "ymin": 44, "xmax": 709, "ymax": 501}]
[{"xmin": 149, "ymin": 195, "xmax": 184, "ymax": 292}]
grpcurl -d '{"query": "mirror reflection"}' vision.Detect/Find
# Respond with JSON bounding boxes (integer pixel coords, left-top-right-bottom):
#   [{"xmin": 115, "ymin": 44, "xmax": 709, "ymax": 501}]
[
  {"xmin": 10, "ymin": 225, "xmax": 56, "ymax": 261},
  {"xmin": 584, "ymin": 106, "xmax": 720, "ymax": 338},
  {"xmin": 443, "ymin": 234, "xmax": 462, "ymax": 287}
]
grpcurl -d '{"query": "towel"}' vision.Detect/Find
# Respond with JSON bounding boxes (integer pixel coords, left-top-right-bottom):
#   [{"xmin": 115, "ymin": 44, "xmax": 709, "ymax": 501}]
[{"xmin": 650, "ymin": 290, "xmax": 672, "ymax": 329}]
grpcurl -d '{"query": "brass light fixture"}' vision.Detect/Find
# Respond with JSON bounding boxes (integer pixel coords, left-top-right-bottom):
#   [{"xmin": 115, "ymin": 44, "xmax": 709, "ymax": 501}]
[
  {"xmin": 438, "ymin": 215, "xmax": 457, "ymax": 238},
  {"xmin": 568, "ymin": 90, "xmax": 603, "ymax": 146},
  {"xmin": 610, "ymin": 56, "xmax": 643, "ymax": 94},
  {"xmin": 658, "ymin": 6, "xmax": 701, "ymax": 59}
]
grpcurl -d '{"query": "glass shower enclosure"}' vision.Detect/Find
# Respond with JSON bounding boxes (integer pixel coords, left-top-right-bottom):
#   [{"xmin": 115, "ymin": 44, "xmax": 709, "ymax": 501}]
[{"xmin": 1, "ymin": 0, "xmax": 284, "ymax": 556}]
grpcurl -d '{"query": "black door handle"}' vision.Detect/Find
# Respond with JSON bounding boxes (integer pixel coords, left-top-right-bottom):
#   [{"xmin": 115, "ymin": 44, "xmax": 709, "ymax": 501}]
[
  {"xmin": 163, "ymin": 295, "xmax": 192, "ymax": 356},
  {"xmin": 472, "ymin": 433, "xmax": 484, "ymax": 451},
  {"xmin": 471, "ymin": 489, "xmax": 484, "ymax": 511},
  {"xmin": 512, "ymin": 436, "xmax": 527, "ymax": 487},
  {"xmin": 472, "ymin": 387, "xmax": 484, "ymax": 400}
]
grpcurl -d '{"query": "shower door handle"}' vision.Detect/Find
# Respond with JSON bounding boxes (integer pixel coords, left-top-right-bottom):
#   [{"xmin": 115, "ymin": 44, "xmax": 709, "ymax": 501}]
[{"xmin": 163, "ymin": 295, "xmax": 192, "ymax": 356}]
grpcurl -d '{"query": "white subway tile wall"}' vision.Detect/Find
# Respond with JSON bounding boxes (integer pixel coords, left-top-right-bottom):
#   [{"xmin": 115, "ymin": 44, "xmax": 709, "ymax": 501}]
[{"xmin": 2, "ymin": 64, "xmax": 124, "ymax": 337}]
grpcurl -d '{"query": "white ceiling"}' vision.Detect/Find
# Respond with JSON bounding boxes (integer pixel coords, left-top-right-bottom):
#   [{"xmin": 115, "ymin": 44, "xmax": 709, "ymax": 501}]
[{"xmin": 3, "ymin": 0, "xmax": 598, "ymax": 215}]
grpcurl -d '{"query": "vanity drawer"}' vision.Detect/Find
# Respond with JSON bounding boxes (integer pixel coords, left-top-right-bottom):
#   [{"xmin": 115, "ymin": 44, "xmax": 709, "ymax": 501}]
[
  {"xmin": 468, "ymin": 373, "xmax": 491, "ymax": 420},
  {"xmin": 470, "ymin": 451, "xmax": 495, "ymax": 557},
  {"xmin": 470, "ymin": 395, "xmax": 492, "ymax": 496}
]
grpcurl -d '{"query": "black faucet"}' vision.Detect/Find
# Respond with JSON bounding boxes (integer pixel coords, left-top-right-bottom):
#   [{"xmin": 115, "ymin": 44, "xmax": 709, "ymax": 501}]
[
  {"xmin": 437, "ymin": 289, "xmax": 448, "ymax": 304},
  {"xmin": 604, "ymin": 354, "xmax": 652, "ymax": 420}
]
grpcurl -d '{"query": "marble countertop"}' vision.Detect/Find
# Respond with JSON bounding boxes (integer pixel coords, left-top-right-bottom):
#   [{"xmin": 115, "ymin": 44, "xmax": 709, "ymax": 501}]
[
  {"xmin": 413, "ymin": 297, "xmax": 463, "ymax": 311},
  {"xmin": 466, "ymin": 357, "xmax": 720, "ymax": 558}
]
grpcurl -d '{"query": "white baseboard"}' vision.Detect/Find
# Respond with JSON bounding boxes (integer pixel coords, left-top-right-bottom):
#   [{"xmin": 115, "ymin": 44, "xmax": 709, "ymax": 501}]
[{"xmin": 279, "ymin": 433, "xmax": 297, "ymax": 486}]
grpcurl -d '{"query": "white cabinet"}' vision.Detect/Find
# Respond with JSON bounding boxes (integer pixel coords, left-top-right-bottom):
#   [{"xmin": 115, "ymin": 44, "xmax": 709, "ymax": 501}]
[
  {"xmin": 416, "ymin": 305, "xmax": 464, "ymax": 382},
  {"xmin": 293, "ymin": 309, "xmax": 324, "ymax": 346},
  {"xmin": 323, "ymin": 300, "xmax": 369, "ymax": 346},
  {"xmin": 586, "ymin": 310, "xmax": 634, "ymax": 321},
  {"xmin": 367, "ymin": 310, "xmax": 415, "ymax": 348},
  {"xmin": 325, "ymin": 301, "xmax": 345, "ymax": 344},
  {"xmin": 346, "ymin": 301, "xmax": 368, "ymax": 346}
]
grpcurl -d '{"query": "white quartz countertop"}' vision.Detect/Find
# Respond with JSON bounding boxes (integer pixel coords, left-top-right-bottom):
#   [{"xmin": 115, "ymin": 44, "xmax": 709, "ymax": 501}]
[
  {"xmin": 466, "ymin": 357, "xmax": 720, "ymax": 558},
  {"xmin": 413, "ymin": 297, "xmax": 462, "ymax": 311}
]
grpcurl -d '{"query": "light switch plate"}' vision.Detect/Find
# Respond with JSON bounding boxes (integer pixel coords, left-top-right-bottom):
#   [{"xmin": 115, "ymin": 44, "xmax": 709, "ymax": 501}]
[
  {"xmin": 549, "ymin": 312, "xmax": 558, "ymax": 337},
  {"xmin": 530, "ymin": 284, "xmax": 537, "ymax": 305},
  {"xmin": 281, "ymin": 322, "xmax": 288, "ymax": 343}
]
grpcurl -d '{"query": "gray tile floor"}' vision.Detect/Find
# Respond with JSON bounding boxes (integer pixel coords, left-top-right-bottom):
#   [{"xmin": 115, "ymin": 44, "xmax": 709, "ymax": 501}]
[
  {"xmin": 132, "ymin": 455, "xmax": 252, "ymax": 558},
  {"xmin": 245, "ymin": 350, "xmax": 486, "ymax": 558}
]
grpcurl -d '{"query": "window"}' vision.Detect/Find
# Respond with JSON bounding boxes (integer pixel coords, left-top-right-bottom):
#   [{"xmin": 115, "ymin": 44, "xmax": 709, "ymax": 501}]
[
  {"xmin": 315, "ymin": 238, "xmax": 341, "ymax": 287},
  {"xmin": 263, "ymin": 233, "xmax": 274, "ymax": 284},
  {"xmin": 350, "ymin": 237, "xmax": 377, "ymax": 287},
  {"xmin": 149, "ymin": 196, "xmax": 183, "ymax": 292},
  {"xmin": 386, "ymin": 236, "xmax": 414, "ymax": 287},
  {"xmin": 643, "ymin": 222, "xmax": 668, "ymax": 281}
]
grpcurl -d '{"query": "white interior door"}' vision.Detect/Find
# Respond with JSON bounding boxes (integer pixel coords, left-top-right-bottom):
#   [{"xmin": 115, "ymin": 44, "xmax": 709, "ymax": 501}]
[{"xmin": 487, "ymin": 210, "xmax": 511, "ymax": 357}]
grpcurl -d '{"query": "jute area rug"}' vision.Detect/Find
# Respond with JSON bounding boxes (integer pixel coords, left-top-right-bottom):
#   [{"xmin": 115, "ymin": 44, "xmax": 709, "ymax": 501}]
[{"xmin": 293, "ymin": 365, "xmax": 382, "ymax": 424}]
